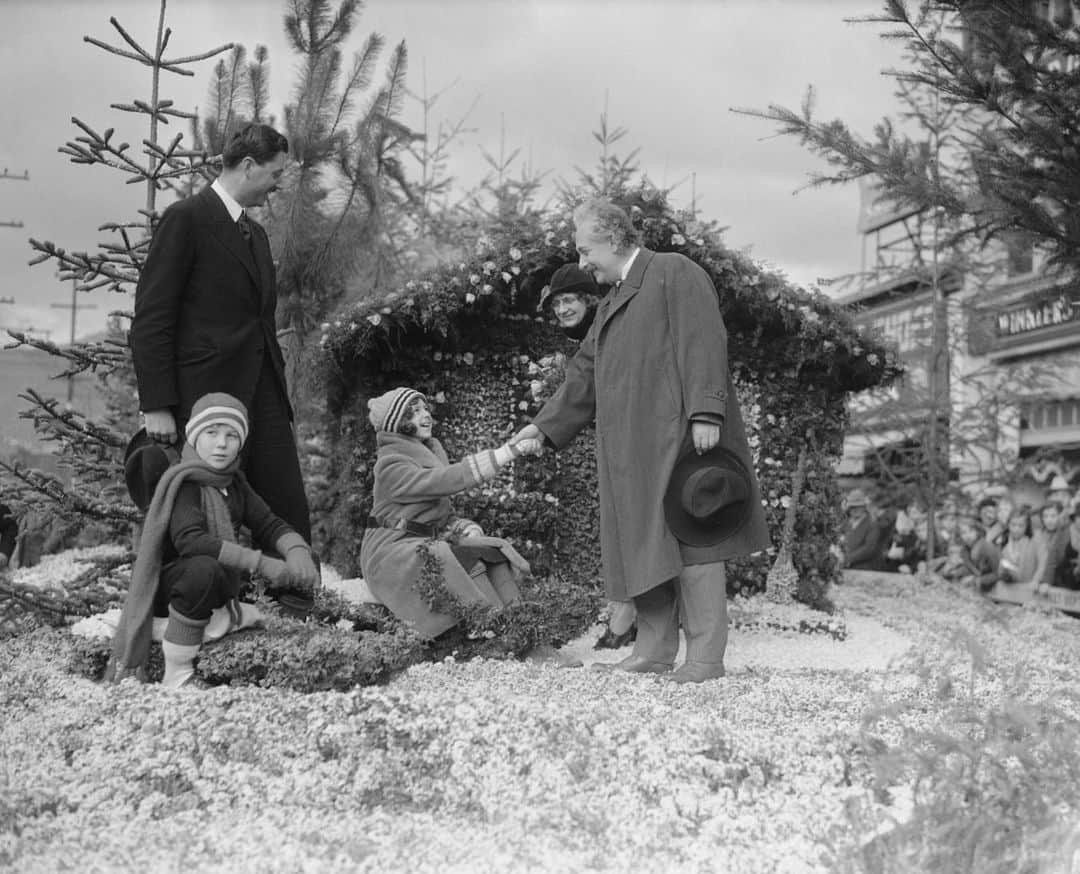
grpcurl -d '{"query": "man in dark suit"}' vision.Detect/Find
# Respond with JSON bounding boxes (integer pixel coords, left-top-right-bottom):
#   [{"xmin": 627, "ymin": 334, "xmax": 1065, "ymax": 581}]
[{"xmin": 130, "ymin": 123, "xmax": 311, "ymax": 541}]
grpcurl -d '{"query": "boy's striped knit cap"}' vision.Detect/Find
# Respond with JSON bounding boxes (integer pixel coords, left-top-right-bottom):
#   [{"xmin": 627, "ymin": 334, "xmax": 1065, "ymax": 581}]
[
  {"xmin": 185, "ymin": 392, "xmax": 250, "ymax": 446},
  {"xmin": 368, "ymin": 387, "xmax": 425, "ymax": 433}
]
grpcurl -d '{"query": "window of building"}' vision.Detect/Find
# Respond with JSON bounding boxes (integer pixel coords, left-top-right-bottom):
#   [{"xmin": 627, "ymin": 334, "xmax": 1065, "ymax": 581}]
[
  {"xmin": 1021, "ymin": 397, "xmax": 1080, "ymax": 435},
  {"xmin": 1004, "ymin": 232, "xmax": 1035, "ymax": 277}
]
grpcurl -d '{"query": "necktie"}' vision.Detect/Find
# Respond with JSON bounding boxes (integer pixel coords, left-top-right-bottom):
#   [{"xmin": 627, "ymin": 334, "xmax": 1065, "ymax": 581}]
[{"xmin": 237, "ymin": 211, "xmax": 252, "ymax": 243}]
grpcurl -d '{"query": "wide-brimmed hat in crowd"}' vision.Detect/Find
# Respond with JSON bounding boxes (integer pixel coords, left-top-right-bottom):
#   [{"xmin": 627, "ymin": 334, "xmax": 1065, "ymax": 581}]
[{"xmin": 664, "ymin": 446, "xmax": 753, "ymax": 547}]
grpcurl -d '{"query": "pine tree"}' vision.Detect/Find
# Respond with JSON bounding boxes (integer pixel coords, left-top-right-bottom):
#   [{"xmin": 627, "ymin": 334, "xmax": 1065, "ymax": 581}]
[
  {"xmin": 1, "ymin": 1, "xmax": 231, "ymax": 534},
  {"xmin": 737, "ymin": 0, "xmax": 1080, "ymax": 557},
  {"xmin": 736, "ymin": 0, "xmax": 1080, "ymax": 270}
]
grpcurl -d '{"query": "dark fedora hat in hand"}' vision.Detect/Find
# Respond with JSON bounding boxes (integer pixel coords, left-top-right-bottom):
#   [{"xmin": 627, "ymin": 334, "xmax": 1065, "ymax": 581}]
[
  {"xmin": 123, "ymin": 428, "xmax": 180, "ymax": 512},
  {"xmin": 664, "ymin": 446, "xmax": 753, "ymax": 547}
]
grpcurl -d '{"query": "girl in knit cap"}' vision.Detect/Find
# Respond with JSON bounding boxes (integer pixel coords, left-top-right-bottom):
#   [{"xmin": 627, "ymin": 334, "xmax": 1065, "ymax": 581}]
[
  {"xmin": 105, "ymin": 392, "xmax": 318, "ymax": 688},
  {"xmin": 361, "ymin": 387, "xmax": 540, "ymax": 638}
]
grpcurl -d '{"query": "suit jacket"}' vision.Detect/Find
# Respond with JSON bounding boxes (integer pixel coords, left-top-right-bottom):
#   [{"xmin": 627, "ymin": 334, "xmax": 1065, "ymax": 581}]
[
  {"xmin": 843, "ymin": 514, "xmax": 882, "ymax": 570},
  {"xmin": 130, "ymin": 186, "xmax": 292, "ymax": 421},
  {"xmin": 533, "ymin": 249, "xmax": 771, "ymax": 600}
]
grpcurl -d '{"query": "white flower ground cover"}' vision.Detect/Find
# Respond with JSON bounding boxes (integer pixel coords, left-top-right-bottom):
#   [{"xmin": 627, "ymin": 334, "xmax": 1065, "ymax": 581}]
[{"xmin": 2, "ymin": 561, "xmax": 1079, "ymax": 874}]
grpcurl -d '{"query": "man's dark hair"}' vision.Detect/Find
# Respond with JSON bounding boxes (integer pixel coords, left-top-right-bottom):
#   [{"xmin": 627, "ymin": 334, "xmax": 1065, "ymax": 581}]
[
  {"xmin": 977, "ymin": 496, "xmax": 998, "ymax": 511},
  {"xmin": 222, "ymin": 123, "xmax": 289, "ymax": 169}
]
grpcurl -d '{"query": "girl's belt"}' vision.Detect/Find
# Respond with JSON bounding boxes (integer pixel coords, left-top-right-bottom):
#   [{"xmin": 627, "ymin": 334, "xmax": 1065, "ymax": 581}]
[{"xmin": 366, "ymin": 515, "xmax": 439, "ymax": 538}]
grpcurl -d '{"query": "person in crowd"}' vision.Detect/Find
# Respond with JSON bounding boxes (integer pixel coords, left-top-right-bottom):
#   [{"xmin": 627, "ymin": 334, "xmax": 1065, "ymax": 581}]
[
  {"xmin": 977, "ymin": 496, "xmax": 1006, "ymax": 549},
  {"xmin": 882, "ymin": 505, "xmax": 925, "ymax": 573},
  {"xmin": 995, "ymin": 495, "xmax": 1014, "ymax": 533},
  {"xmin": 954, "ymin": 516, "xmax": 1000, "ymax": 591},
  {"xmin": 512, "ymin": 197, "xmax": 770, "ymax": 684},
  {"xmin": 997, "ymin": 506, "xmax": 1039, "ymax": 588},
  {"xmin": 1034, "ymin": 500, "xmax": 1071, "ymax": 589},
  {"xmin": 934, "ymin": 538, "xmax": 974, "ymax": 583},
  {"xmin": 129, "ymin": 123, "xmax": 312, "ymax": 544},
  {"xmin": 1047, "ymin": 475, "xmax": 1074, "ymax": 510},
  {"xmin": 361, "ymin": 387, "xmax": 541, "ymax": 640},
  {"xmin": 538, "ymin": 263, "xmax": 600, "ymax": 341},
  {"xmin": 0, "ymin": 501, "xmax": 17, "ymax": 571},
  {"xmin": 1051, "ymin": 506, "xmax": 1080, "ymax": 591},
  {"xmin": 841, "ymin": 489, "xmax": 884, "ymax": 570},
  {"xmin": 870, "ymin": 494, "xmax": 899, "ymax": 559},
  {"xmin": 935, "ymin": 502, "xmax": 960, "ymax": 550},
  {"xmin": 105, "ymin": 393, "xmax": 319, "ymax": 687},
  {"xmin": 1029, "ymin": 502, "xmax": 1045, "ymax": 538}
]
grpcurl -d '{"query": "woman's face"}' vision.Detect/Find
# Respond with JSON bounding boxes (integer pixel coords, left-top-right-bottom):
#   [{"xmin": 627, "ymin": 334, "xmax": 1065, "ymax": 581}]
[
  {"xmin": 1008, "ymin": 515, "xmax": 1028, "ymax": 540},
  {"xmin": 979, "ymin": 504, "xmax": 999, "ymax": 528},
  {"xmin": 551, "ymin": 292, "xmax": 587, "ymax": 328}
]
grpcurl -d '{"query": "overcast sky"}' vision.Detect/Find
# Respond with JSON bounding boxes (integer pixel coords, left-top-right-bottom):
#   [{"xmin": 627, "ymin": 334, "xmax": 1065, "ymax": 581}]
[{"xmin": 0, "ymin": 0, "xmax": 907, "ymax": 341}]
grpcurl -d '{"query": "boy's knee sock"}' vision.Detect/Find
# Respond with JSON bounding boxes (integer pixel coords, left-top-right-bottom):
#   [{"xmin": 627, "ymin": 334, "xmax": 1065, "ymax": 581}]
[{"xmin": 161, "ymin": 607, "xmax": 208, "ymax": 689}]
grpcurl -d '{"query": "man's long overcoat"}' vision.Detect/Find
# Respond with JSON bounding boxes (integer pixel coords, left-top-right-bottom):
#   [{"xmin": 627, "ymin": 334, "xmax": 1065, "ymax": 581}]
[{"xmin": 533, "ymin": 249, "xmax": 771, "ymax": 601}]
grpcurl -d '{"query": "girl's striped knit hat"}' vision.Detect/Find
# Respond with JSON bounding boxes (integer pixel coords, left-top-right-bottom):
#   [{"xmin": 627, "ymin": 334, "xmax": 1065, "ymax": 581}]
[
  {"xmin": 368, "ymin": 387, "xmax": 425, "ymax": 433},
  {"xmin": 185, "ymin": 392, "xmax": 250, "ymax": 446}
]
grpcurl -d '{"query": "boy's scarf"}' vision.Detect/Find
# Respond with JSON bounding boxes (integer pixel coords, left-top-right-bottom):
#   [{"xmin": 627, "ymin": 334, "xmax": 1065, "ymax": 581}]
[{"xmin": 105, "ymin": 444, "xmax": 239, "ymax": 682}]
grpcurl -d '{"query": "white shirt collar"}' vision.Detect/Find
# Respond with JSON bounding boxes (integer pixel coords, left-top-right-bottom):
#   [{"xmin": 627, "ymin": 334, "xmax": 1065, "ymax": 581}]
[
  {"xmin": 211, "ymin": 178, "xmax": 244, "ymax": 222},
  {"xmin": 620, "ymin": 247, "xmax": 642, "ymax": 283}
]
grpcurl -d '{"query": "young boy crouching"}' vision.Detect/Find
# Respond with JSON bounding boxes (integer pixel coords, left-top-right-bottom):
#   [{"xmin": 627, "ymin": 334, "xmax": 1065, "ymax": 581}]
[{"xmin": 106, "ymin": 392, "xmax": 318, "ymax": 687}]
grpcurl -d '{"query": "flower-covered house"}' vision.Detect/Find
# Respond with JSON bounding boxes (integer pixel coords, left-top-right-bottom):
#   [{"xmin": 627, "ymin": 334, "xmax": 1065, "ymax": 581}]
[{"xmin": 314, "ymin": 186, "xmax": 900, "ymax": 613}]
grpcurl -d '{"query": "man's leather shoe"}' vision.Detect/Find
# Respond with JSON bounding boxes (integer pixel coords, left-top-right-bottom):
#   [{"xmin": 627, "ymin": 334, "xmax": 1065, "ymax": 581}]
[
  {"xmin": 665, "ymin": 661, "xmax": 726, "ymax": 684},
  {"xmin": 592, "ymin": 654, "xmax": 673, "ymax": 674}
]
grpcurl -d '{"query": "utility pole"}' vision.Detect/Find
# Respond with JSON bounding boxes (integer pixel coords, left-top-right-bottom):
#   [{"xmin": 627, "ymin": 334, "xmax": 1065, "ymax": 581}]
[
  {"xmin": 1, "ymin": 168, "xmax": 29, "ymax": 228},
  {"xmin": 51, "ymin": 276, "xmax": 98, "ymax": 402}
]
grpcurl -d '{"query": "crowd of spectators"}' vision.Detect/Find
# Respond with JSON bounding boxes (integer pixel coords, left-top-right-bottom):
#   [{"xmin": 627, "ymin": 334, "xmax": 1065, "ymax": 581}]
[{"xmin": 838, "ymin": 475, "xmax": 1080, "ymax": 596}]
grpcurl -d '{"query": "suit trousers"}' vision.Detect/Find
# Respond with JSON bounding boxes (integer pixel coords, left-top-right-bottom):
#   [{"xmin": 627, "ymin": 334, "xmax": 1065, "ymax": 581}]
[
  {"xmin": 631, "ymin": 561, "xmax": 728, "ymax": 666},
  {"xmin": 243, "ymin": 362, "xmax": 312, "ymax": 542}
]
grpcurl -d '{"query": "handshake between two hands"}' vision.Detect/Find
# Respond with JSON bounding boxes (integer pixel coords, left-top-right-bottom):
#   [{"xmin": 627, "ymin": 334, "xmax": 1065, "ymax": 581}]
[{"xmin": 509, "ymin": 424, "xmax": 544, "ymax": 458}]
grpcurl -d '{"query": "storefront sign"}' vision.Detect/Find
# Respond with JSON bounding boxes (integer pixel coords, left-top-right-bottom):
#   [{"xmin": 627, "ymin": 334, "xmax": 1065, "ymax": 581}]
[{"xmin": 995, "ymin": 289, "xmax": 1080, "ymax": 339}]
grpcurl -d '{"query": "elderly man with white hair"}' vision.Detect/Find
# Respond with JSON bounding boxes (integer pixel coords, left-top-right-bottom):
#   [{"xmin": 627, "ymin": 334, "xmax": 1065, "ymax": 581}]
[{"xmin": 514, "ymin": 198, "xmax": 770, "ymax": 684}]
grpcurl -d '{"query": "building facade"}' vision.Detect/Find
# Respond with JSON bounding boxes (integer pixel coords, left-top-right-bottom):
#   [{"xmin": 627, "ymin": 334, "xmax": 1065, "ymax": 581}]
[{"xmin": 839, "ymin": 194, "xmax": 1080, "ymax": 507}]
